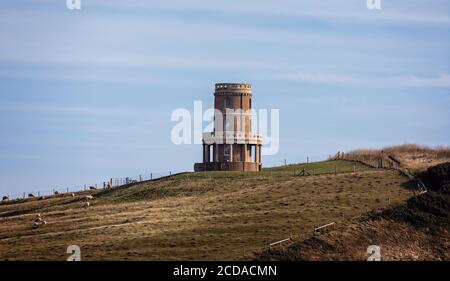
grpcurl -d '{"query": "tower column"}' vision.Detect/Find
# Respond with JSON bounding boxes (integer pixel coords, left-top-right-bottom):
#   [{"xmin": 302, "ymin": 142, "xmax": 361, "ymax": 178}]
[
  {"xmin": 202, "ymin": 144, "xmax": 207, "ymax": 163},
  {"xmin": 258, "ymin": 145, "xmax": 262, "ymax": 164},
  {"xmin": 230, "ymin": 144, "xmax": 233, "ymax": 162},
  {"xmin": 214, "ymin": 144, "xmax": 219, "ymax": 162}
]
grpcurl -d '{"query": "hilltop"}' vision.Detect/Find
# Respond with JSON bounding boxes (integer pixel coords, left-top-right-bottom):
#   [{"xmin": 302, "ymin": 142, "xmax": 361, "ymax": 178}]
[{"xmin": 341, "ymin": 144, "xmax": 450, "ymax": 173}]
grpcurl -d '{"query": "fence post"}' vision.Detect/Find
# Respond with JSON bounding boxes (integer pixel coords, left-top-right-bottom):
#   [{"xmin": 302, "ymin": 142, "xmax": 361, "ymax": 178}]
[
  {"xmin": 23, "ymin": 192, "xmax": 25, "ymax": 199},
  {"xmin": 151, "ymin": 173, "xmax": 153, "ymax": 180},
  {"xmin": 284, "ymin": 159, "xmax": 287, "ymax": 166},
  {"xmin": 307, "ymin": 157, "xmax": 309, "ymax": 164},
  {"xmin": 139, "ymin": 175, "xmax": 142, "ymax": 182}
]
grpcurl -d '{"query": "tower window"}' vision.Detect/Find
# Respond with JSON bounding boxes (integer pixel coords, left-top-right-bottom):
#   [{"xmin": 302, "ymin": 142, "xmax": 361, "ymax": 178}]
[{"xmin": 224, "ymin": 97, "xmax": 231, "ymax": 109}]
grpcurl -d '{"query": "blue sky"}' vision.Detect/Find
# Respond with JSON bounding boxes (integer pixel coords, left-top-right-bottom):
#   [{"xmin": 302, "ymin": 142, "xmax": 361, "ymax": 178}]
[{"xmin": 0, "ymin": 0, "xmax": 449, "ymax": 196}]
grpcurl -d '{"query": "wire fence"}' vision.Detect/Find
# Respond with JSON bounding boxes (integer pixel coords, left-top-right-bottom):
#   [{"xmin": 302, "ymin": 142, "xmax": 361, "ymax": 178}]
[
  {"xmin": 2, "ymin": 170, "xmax": 184, "ymax": 202},
  {"xmin": 0, "ymin": 153, "xmax": 386, "ymax": 203}
]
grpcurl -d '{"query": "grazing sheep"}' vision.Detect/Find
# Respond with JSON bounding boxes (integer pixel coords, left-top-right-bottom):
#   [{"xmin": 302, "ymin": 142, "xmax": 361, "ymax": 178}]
[
  {"xmin": 71, "ymin": 193, "xmax": 75, "ymax": 197},
  {"xmin": 54, "ymin": 191, "xmax": 59, "ymax": 195},
  {"xmin": 28, "ymin": 193, "xmax": 35, "ymax": 198},
  {"xmin": 85, "ymin": 195, "xmax": 94, "ymax": 200},
  {"xmin": 38, "ymin": 196, "xmax": 44, "ymax": 200},
  {"xmin": 84, "ymin": 201, "xmax": 90, "ymax": 208},
  {"xmin": 89, "ymin": 186, "xmax": 96, "ymax": 190},
  {"xmin": 2, "ymin": 196, "xmax": 8, "ymax": 201},
  {"xmin": 33, "ymin": 214, "xmax": 46, "ymax": 228}
]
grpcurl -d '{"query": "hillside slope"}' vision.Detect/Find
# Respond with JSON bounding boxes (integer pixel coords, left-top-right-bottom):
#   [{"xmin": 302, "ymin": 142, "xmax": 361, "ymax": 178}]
[
  {"xmin": 256, "ymin": 162, "xmax": 450, "ymax": 261},
  {"xmin": 0, "ymin": 160, "xmax": 415, "ymax": 260}
]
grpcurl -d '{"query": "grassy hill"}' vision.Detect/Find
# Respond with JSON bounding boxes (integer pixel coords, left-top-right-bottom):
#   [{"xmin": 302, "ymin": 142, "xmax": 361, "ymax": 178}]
[
  {"xmin": 0, "ymin": 160, "xmax": 416, "ymax": 260},
  {"xmin": 256, "ymin": 162, "xmax": 450, "ymax": 261}
]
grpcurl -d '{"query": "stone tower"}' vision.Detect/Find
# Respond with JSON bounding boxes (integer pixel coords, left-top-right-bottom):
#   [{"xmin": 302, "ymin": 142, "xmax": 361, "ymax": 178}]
[{"xmin": 194, "ymin": 83, "xmax": 263, "ymax": 172}]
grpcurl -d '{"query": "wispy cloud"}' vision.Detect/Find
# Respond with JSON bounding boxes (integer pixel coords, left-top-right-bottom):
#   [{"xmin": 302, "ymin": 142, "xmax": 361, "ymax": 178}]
[
  {"xmin": 259, "ymin": 71, "xmax": 450, "ymax": 88},
  {"xmin": 0, "ymin": 102, "xmax": 149, "ymax": 117},
  {"xmin": 400, "ymin": 73, "xmax": 450, "ymax": 87}
]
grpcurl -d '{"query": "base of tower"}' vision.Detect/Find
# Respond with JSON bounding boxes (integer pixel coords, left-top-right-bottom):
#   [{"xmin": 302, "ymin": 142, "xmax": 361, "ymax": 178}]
[{"xmin": 194, "ymin": 162, "xmax": 261, "ymax": 172}]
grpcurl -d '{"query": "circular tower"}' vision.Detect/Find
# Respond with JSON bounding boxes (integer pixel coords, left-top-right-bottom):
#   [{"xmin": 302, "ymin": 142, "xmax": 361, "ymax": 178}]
[{"xmin": 194, "ymin": 83, "xmax": 263, "ymax": 172}]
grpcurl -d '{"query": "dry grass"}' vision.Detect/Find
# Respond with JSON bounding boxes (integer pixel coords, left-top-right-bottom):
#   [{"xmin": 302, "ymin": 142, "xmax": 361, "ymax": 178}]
[
  {"xmin": 342, "ymin": 144, "xmax": 450, "ymax": 173},
  {"xmin": 0, "ymin": 161, "xmax": 415, "ymax": 261}
]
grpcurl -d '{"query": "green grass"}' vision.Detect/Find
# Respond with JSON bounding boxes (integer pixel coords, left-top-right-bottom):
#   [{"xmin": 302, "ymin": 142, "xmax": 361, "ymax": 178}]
[{"xmin": 172, "ymin": 160, "xmax": 374, "ymax": 180}]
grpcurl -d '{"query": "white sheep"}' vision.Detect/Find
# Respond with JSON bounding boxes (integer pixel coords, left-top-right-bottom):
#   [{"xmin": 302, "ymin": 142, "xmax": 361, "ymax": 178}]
[
  {"xmin": 85, "ymin": 195, "xmax": 94, "ymax": 200},
  {"xmin": 71, "ymin": 193, "xmax": 75, "ymax": 197},
  {"xmin": 84, "ymin": 201, "xmax": 90, "ymax": 208}
]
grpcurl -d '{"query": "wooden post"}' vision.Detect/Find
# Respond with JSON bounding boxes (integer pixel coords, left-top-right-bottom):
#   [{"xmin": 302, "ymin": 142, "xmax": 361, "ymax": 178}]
[
  {"xmin": 284, "ymin": 159, "xmax": 287, "ymax": 166},
  {"xmin": 139, "ymin": 175, "xmax": 142, "ymax": 182},
  {"xmin": 150, "ymin": 173, "xmax": 153, "ymax": 180},
  {"xmin": 307, "ymin": 157, "xmax": 309, "ymax": 164}
]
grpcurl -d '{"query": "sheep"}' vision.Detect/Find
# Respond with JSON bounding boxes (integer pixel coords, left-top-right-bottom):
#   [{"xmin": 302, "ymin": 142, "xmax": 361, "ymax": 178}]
[
  {"xmin": 89, "ymin": 186, "xmax": 96, "ymax": 190},
  {"xmin": 2, "ymin": 196, "xmax": 8, "ymax": 201},
  {"xmin": 54, "ymin": 191, "xmax": 59, "ymax": 195},
  {"xmin": 32, "ymin": 214, "xmax": 46, "ymax": 228},
  {"xmin": 28, "ymin": 193, "xmax": 35, "ymax": 198},
  {"xmin": 85, "ymin": 195, "xmax": 94, "ymax": 200},
  {"xmin": 71, "ymin": 193, "xmax": 75, "ymax": 197},
  {"xmin": 84, "ymin": 201, "xmax": 90, "ymax": 208}
]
